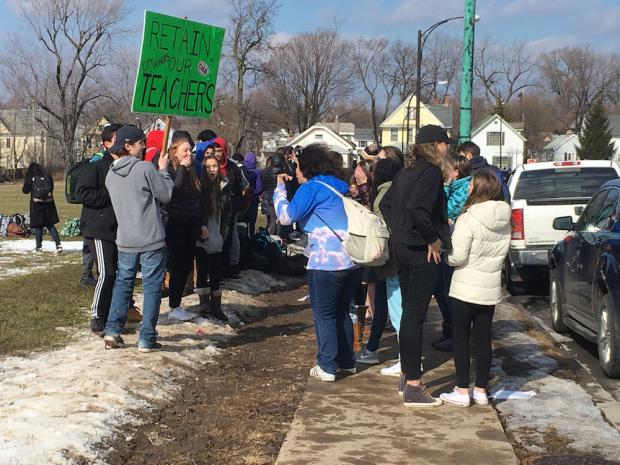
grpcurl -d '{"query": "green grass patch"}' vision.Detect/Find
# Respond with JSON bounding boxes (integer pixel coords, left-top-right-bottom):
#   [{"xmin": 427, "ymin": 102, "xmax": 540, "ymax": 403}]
[
  {"xmin": 0, "ymin": 263, "xmax": 92, "ymax": 355},
  {"xmin": 0, "ymin": 181, "xmax": 82, "ymax": 231}
]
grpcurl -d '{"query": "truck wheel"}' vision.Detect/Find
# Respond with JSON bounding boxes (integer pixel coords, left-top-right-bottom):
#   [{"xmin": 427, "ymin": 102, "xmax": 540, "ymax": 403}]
[
  {"xmin": 550, "ymin": 270, "xmax": 568, "ymax": 333},
  {"xmin": 597, "ymin": 293, "xmax": 620, "ymax": 378}
]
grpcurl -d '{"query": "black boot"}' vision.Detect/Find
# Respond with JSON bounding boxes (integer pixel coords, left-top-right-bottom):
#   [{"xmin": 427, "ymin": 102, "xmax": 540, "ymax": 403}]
[
  {"xmin": 196, "ymin": 287, "xmax": 211, "ymax": 317},
  {"xmin": 210, "ymin": 291, "xmax": 228, "ymax": 323}
]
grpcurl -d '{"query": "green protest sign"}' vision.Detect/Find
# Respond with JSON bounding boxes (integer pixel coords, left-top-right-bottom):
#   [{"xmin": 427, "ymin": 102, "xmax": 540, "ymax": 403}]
[{"xmin": 132, "ymin": 11, "xmax": 225, "ymax": 119}]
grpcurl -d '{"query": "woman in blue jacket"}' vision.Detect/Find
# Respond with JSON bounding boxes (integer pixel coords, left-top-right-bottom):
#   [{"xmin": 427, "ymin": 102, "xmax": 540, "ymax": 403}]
[{"xmin": 275, "ymin": 143, "xmax": 360, "ymax": 382}]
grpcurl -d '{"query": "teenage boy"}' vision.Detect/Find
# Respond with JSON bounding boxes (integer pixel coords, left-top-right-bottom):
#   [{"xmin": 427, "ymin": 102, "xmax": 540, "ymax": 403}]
[
  {"xmin": 103, "ymin": 126, "xmax": 174, "ymax": 352},
  {"xmin": 76, "ymin": 123, "xmax": 122, "ymax": 333}
]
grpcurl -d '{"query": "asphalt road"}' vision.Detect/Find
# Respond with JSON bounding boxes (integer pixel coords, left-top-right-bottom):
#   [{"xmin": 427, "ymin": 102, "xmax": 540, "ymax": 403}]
[{"xmin": 509, "ymin": 282, "xmax": 620, "ymax": 403}]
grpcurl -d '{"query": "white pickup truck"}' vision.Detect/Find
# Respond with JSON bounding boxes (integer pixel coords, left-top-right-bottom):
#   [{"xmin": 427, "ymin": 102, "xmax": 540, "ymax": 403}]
[{"xmin": 505, "ymin": 160, "xmax": 620, "ymax": 292}]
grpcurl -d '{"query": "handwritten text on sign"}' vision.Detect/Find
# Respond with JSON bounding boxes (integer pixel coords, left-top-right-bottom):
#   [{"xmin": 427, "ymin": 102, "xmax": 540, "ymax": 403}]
[{"xmin": 132, "ymin": 11, "xmax": 225, "ymax": 119}]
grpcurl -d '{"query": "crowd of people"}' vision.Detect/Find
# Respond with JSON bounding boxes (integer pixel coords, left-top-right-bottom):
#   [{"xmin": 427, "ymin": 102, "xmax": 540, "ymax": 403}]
[{"xmin": 21, "ymin": 121, "xmax": 511, "ymax": 406}]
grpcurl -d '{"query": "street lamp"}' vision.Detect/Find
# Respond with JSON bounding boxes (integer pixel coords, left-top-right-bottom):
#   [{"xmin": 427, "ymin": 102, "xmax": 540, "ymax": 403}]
[{"xmin": 411, "ymin": 14, "xmax": 481, "ymax": 147}]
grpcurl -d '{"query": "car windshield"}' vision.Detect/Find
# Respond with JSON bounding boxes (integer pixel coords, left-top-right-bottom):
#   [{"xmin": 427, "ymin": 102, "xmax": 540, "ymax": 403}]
[{"xmin": 513, "ymin": 168, "xmax": 618, "ymax": 201}]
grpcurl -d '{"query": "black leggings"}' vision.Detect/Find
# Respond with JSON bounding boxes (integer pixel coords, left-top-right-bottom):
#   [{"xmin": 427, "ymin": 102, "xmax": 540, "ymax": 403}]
[
  {"xmin": 395, "ymin": 243, "xmax": 439, "ymax": 381},
  {"xmin": 195, "ymin": 248, "xmax": 222, "ymax": 293},
  {"xmin": 165, "ymin": 222, "xmax": 196, "ymax": 308},
  {"xmin": 451, "ymin": 298, "xmax": 495, "ymax": 389},
  {"xmin": 34, "ymin": 226, "xmax": 60, "ymax": 248}
]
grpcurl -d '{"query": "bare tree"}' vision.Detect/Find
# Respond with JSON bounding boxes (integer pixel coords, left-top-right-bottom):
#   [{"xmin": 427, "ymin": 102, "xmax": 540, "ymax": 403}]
[
  {"xmin": 1, "ymin": 0, "xmax": 126, "ymax": 165},
  {"xmin": 420, "ymin": 34, "xmax": 461, "ymax": 103},
  {"xmin": 540, "ymin": 46, "xmax": 620, "ymax": 131},
  {"xmin": 474, "ymin": 39, "xmax": 537, "ymax": 107},
  {"xmin": 227, "ymin": 0, "xmax": 279, "ymax": 154},
  {"xmin": 389, "ymin": 40, "xmax": 417, "ymax": 102},
  {"xmin": 263, "ymin": 29, "xmax": 353, "ymax": 132}
]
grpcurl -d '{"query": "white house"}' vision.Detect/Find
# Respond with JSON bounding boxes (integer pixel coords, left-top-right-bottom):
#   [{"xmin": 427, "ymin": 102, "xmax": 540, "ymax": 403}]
[
  {"xmin": 471, "ymin": 114, "xmax": 526, "ymax": 170},
  {"xmin": 542, "ymin": 133, "xmax": 580, "ymax": 162},
  {"xmin": 287, "ymin": 123, "xmax": 356, "ymax": 168},
  {"xmin": 260, "ymin": 128, "xmax": 290, "ymax": 164}
]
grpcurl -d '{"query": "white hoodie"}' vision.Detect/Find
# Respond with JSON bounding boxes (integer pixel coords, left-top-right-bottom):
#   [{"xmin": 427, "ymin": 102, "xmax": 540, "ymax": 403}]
[{"xmin": 447, "ymin": 200, "xmax": 511, "ymax": 305}]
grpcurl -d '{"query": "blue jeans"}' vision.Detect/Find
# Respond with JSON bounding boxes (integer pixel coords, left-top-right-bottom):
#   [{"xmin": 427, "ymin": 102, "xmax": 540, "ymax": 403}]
[
  {"xmin": 308, "ymin": 268, "xmax": 361, "ymax": 374},
  {"xmin": 386, "ymin": 275, "xmax": 402, "ymax": 337},
  {"xmin": 105, "ymin": 247, "xmax": 166, "ymax": 347},
  {"xmin": 366, "ymin": 280, "xmax": 388, "ymax": 353}
]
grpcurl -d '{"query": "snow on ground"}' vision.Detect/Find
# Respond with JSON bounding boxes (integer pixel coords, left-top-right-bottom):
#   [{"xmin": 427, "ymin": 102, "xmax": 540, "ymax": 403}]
[
  {"xmin": 0, "ymin": 239, "xmax": 82, "ymax": 280},
  {"xmin": 491, "ymin": 301, "xmax": 620, "ymax": 459},
  {"xmin": 0, "ymin": 270, "xmax": 279, "ymax": 465}
]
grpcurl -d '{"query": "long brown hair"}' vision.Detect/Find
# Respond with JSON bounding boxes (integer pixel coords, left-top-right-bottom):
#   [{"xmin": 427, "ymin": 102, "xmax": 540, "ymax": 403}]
[
  {"xmin": 463, "ymin": 171, "xmax": 505, "ymax": 211},
  {"xmin": 406, "ymin": 142, "xmax": 448, "ymax": 172},
  {"xmin": 201, "ymin": 155, "xmax": 221, "ymax": 218},
  {"xmin": 169, "ymin": 137, "xmax": 201, "ymax": 192}
]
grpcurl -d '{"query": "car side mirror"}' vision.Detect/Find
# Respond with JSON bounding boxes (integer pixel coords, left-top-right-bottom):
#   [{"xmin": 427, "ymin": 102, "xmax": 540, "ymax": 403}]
[{"xmin": 553, "ymin": 216, "xmax": 574, "ymax": 231}]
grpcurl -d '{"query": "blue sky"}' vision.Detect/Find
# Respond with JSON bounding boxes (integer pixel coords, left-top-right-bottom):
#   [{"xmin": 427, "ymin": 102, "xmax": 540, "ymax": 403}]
[{"xmin": 2, "ymin": 0, "xmax": 619, "ymax": 53}]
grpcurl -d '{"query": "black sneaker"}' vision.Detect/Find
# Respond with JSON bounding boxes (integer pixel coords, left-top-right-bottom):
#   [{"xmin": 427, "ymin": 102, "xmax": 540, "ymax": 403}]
[
  {"xmin": 103, "ymin": 334, "xmax": 125, "ymax": 349},
  {"xmin": 403, "ymin": 383, "xmax": 443, "ymax": 407},
  {"xmin": 90, "ymin": 317, "xmax": 106, "ymax": 335},
  {"xmin": 138, "ymin": 342, "xmax": 163, "ymax": 353}
]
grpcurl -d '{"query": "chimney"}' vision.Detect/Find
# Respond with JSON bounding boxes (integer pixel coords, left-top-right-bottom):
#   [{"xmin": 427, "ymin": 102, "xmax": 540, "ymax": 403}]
[{"xmin": 444, "ymin": 96, "xmax": 450, "ymax": 106}]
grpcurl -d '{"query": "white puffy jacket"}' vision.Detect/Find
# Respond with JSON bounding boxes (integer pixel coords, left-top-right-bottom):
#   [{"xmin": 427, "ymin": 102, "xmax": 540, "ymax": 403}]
[{"xmin": 448, "ymin": 200, "xmax": 511, "ymax": 305}]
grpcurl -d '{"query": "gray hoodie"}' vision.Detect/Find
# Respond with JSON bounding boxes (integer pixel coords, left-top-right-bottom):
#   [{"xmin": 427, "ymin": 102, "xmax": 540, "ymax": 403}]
[{"xmin": 105, "ymin": 157, "xmax": 174, "ymax": 253}]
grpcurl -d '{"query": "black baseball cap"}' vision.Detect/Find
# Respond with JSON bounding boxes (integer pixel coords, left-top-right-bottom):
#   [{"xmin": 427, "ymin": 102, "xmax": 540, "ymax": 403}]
[
  {"xmin": 109, "ymin": 125, "xmax": 145, "ymax": 154},
  {"xmin": 415, "ymin": 125, "xmax": 455, "ymax": 145}
]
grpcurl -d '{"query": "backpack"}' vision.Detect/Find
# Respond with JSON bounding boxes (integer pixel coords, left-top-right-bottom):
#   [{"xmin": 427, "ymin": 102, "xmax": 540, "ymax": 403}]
[
  {"xmin": 314, "ymin": 181, "xmax": 390, "ymax": 267},
  {"xmin": 65, "ymin": 155, "xmax": 99, "ymax": 204},
  {"xmin": 31, "ymin": 175, "xmax": 52, "ymax": 200}
]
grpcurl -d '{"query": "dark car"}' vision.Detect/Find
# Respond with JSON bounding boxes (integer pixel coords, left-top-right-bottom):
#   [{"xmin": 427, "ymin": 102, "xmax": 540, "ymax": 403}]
[{"xmin": 549, "ymin": 179, "xmax": 620, "ymax": 377}]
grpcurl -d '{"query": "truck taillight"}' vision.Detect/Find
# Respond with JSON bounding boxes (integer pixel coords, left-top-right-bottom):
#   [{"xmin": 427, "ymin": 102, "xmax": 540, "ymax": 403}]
[{"xmin": 512, "ymin": 208, "xmax": 524, "ymax": 240}]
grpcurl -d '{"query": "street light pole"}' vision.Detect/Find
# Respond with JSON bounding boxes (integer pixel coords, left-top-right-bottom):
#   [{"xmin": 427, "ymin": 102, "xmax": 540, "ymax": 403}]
[{"xmin": 459, "ymin": 0, "xmax": 477, "ymax": 143}]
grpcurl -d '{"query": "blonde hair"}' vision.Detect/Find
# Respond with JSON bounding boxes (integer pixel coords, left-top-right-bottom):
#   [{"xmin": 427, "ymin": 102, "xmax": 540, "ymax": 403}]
[
  {"xmin": 169, "ymin": 137, "xmax": 201, "ymax": 192},
  {"xmin": 406, "ymin": 143, "xmax": 449, "ymax": 173}
]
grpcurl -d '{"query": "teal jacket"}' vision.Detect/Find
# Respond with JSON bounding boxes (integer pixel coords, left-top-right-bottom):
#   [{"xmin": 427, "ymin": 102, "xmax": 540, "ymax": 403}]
[{"xmin": 444, "ymin": 176, "xmax": 471, "ymax": 220}]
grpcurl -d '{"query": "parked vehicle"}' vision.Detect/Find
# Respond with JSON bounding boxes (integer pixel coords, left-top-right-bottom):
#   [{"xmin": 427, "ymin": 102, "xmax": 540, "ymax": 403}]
[
  {"xmin": 506, "ymin": 160, "xmax": 620, "ymax": 292},
  {"xmin": 549, "ymin": 179, "xmax": 620, "ymax": 377}
]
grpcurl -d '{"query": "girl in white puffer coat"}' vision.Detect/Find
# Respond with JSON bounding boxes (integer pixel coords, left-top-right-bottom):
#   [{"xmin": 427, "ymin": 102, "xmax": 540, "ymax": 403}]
[{"xmin": 440, "ymin": 171, "xmax": 511, "ymax": 408}]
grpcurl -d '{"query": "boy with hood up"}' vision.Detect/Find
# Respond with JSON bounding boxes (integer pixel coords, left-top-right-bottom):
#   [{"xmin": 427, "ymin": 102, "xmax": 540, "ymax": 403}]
[{"xmin": 102, "ymin": 125, "xmax": 174, "ymax": 352}]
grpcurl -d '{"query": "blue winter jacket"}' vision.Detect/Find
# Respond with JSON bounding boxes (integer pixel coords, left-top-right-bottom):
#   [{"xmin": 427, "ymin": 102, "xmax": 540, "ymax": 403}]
[
  {"xmin": 274, "ymin": 174, "xmax": 356, "ymax": 271},
  {"xmin": 444, "ymin": 176, "xmax": 471, "ymax": 220}
]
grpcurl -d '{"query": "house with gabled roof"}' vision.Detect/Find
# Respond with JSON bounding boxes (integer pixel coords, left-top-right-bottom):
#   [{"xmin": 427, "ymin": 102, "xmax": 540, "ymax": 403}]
[
  {"xmin": 471, "ymin": 114, "xmax": 527, "ymax": 170},
  {"xmin": 287, "ymin": 122, "xmax": 357, "ymax": 168},
  {"xmin": 379, "ymin": 95, "xmax": 452, "ymax": 151}
]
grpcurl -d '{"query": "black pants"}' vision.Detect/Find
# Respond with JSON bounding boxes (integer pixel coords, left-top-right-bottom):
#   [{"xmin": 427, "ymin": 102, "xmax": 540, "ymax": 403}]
[
  {"xmin": 165, "ymin": 222, "xmax": 196, "ymax": 308},
  {"xmin": 86, "ymin": 238, "xmax": 117, "ymax": 321},
  {"xmin": 452, "ymin": 298, "xmax": 495, "ymax": 389},
  {"xmin": 81, "ymin": 241, "xmax": 95, "ymax": 280},
  {"xmin": 395, "ymin": 243, "xmax": 439, "ymax": 381},
  {"xmin": 195, "ymin": 248, "xmax": 222, "ymax": 293},
  {"xmin": 34, "ymin": 225, "xmax": 60, "ymax": 248}
]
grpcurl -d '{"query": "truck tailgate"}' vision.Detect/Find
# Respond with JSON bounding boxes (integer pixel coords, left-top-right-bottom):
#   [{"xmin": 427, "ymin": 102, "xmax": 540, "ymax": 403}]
[{"xmin": 522, "ymin": 200, "xmax": 584, "ymax": 247}]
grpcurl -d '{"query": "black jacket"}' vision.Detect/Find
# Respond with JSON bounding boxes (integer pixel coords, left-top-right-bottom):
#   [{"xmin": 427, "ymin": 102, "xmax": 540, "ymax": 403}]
[
  {"xmin": 261, "ymin": 166, "xmax": 280, "ymax": 195},
  {"xmin": 380, "ymin": 157, "xmax": 451, "ymax": 250},
  {"xmin": 23, "ymin": 174, "xmax": 59, "ymax": 228},
  {"xmin": 164, "ymin": 165, "xmax": 202, "ymax": 225},
  {"xmin": 470, "ymin": 156, "xmax": 511, "ymax": 202},
  {"xmin": 75, "ymin": 152, "xmax": 117, "ymax": 241}
]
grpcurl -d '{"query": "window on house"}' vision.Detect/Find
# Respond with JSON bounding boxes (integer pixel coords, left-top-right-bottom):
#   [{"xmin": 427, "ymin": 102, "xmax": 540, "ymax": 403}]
[
  {"xmin": 487, "ymin": 132, "xmax": 505, "ymax": 146},
  {"xmin": 390, "ymin": 128, "xmax": 398, "ymax": 142},
  {"xmin": 315, "ymin": 134, "xmax": 323, "ymax": 140},
  {"xmin": 358, "ymin": 140, "xmax": 367, "ymax": 148}
]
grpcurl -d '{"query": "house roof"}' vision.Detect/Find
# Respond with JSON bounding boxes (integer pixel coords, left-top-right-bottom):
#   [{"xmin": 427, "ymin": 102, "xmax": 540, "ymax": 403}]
[
  {"xmin": 0, "ymin": 109, "xmax": 46, "ymax": 135},
  {"xmin": 543, "ymin": 133, "xmax": 579, "ymax": 151},
  {"xmin": 471, "ymin": 114, "xmax": 527, "ymax": 142},
  {"xmin": 354, "ymin": 128, "xmax": 375, "ymax": 141},
  {"xmin": 380, "ymin": 94, "xmax": 453, "ymax": 129},
  {"xmin": 324, "ymin": 122, "xmax": 355, "ymax": 135},
  {"xmin": 608, "ymin": 114, "xmax": 620, "ymax": 137},
  {"xmin": 287, "ymin": 123, "xmax": 356, "ymax": 150}
]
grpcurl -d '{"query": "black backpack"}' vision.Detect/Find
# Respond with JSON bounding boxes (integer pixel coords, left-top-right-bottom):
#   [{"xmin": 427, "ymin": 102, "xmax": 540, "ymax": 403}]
[
  {"xmin": 31, "ymin": 176, "xmax": 52, "ymax": 200},
  {"xmin": 65, "ymin": 158, "xmax": 94, "ymax": 204}
]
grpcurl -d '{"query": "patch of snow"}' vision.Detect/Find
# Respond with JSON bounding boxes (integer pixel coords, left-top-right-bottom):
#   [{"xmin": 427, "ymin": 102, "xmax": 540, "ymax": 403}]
[
  {"xmin": 492, "ymin": 302, "xmax": 620, "ymax": 459},
  {"xmin": 0, "ymin": 288, "xmax": 260, "ymax": 465},
  {"xmin": 0, "ymin": 239, "xmax": 83, "ymax": 253},
  {"xmin": 222, "ymin": 269, "xmax": 287, "ymax": 295}
]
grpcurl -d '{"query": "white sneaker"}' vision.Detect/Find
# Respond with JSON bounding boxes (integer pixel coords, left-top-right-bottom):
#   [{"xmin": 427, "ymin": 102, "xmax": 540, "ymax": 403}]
[
  {"xmin": 356, "ymin": 348, "xmax": 380, "ymax": 365},
  {"xmin": 440, "ymin": 388, "xmax": 471, "ymax": 407},
  {"xmin": 168, "ymin": 307, "xmax": 197, "ymax": 322},
  {"xmin": 309, "ymin": 365, "xmax": 336, "ymax": 382},
  {"xmin": 380, "ymin": 361, "xmax": 401, "ymax": 377},
  {"xmin": 472, "ymin": 389, "xmax": 489, "ymax": 405}
]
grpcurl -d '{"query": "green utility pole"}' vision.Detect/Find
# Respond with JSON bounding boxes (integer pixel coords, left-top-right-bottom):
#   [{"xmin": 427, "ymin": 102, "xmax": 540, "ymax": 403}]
[{"xmin": 459, "ymin": 0, "xmax": 476, "ymax": 143}]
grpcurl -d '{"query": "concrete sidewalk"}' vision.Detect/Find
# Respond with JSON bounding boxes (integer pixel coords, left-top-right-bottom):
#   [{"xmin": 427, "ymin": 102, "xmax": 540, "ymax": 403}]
[{"xmin": 275, "ymin": 303, "xmax": 520, "ymax": 465}]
